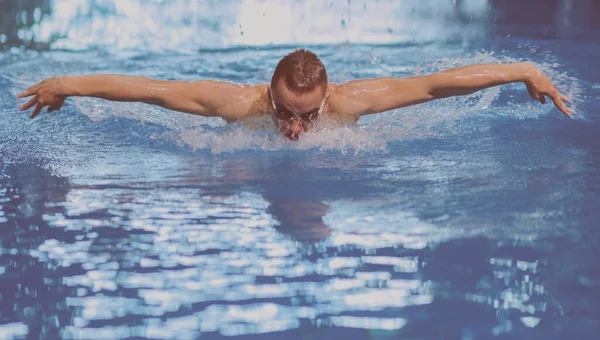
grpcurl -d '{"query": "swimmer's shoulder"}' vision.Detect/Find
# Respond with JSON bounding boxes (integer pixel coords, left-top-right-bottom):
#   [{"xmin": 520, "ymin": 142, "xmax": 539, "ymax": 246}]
[
  {"xmin": 325, "ymin": 82, "xmax": 360, "ymax": 124},
  {"xmin": 222, "ymin": 84, "xmax": 271, "ymax": 123}
]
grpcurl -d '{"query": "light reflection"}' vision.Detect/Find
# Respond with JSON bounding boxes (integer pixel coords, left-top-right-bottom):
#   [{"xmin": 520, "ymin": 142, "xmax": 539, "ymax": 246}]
[
  {"xmin": 330, "ymin": 316, "xmax": 407, "ymax": 330},
  {"xmin": 344, "ymin": 290, "xmax": 433, "ymax": 309},
  {"xmin": 1, "ymin": 0, "xmax": 490, "ymax": 52},
  {"xmin": 0, "ymin": 323, "xmax": 29, "ymax": 339},
  {"xmin": 62, "ymin": 325, "xmax": 138, "ymax": 340},
  {"xmin": 19, "ymin": 152, "xmax": 559, "ymax": 338},
  {"xmin": 361, "ymin": 256, "xmax": 419, "ymax": 273},
  {"xmin": 521, "ymin": 316, "xmax": 541, "ymax": 328}
]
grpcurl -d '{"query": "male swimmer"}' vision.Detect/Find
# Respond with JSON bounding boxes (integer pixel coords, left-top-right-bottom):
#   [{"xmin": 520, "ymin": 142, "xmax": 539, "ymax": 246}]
[{"xmin": 17, "ymin": 49, "xmax": 571, "ymax": 141}]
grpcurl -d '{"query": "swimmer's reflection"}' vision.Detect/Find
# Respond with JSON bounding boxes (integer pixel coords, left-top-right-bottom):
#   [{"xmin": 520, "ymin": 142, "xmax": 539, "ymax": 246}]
[
  {"xmin": 175, "ymin": 153, "xmax": 336, "ymax": 242},
  {"xmin": 251, "ymin": 156, "xmax": 335, "ymax": 242},
  {"xmin": 267, "ymin": 197, "xmax": 331, "ymax": 242}
]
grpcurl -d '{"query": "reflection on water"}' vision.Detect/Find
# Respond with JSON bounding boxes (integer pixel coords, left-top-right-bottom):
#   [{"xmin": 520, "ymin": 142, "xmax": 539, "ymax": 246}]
[{"xmin": 1, "ymin": 118, "xmax": 598, "ymax": 337}]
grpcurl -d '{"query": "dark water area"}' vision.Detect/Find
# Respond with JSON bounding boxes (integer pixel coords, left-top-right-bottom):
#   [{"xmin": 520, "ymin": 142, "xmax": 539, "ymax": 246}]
[{"xmin": 1, "ymin": 1, "xmax": 600, "ymax": 339}]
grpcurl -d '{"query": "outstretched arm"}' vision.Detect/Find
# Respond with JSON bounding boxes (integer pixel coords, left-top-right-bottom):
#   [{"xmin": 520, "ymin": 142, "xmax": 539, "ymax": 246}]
[
  {"xmin": 331, "ymin": 62, "xmax": 571, "ymax": 117},
  {"xmin": 17, "ymin": 75, "xmax": 264, "ymax": 121}
]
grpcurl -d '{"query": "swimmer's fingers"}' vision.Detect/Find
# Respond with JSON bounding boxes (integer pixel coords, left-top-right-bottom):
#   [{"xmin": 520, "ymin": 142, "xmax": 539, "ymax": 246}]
[
  {"xmin": 560, "ymin": 93, "xmax": 571, "ymax": 103},
  {"xmin": 537, "ymin": 94, "xmax": 546, "ymax": 104},
  {"xmin": 18, "ymin": 83, "xmax": 42, "ymax": 97},
  {"xmin": 532, "ymin": 92, "xmax": 546, "ymax": 104},
  {"xmin": 30, "ymin": 103, "xmax": 44, "ymax": 119},
  {"xmin": 550, "ymin": 92, "xmax": 571, "ymax": 117},
  {"xmin": 19, "ymin": 95, "xmax": 39, "ymax": 111},
  {"xmin": 16, "ymin": 89, "xmax": 37, "ymax": 98},
  {"xmin": 47, "ymin": 99, "xmax": 64, "ymax": 113},
  {"xmin": 27, "ymin": 83, "xmax": 41, "ymax": 91},
  {"xmin": 527, "ymin": 84, "xmax": 546, "ymax": 104}
]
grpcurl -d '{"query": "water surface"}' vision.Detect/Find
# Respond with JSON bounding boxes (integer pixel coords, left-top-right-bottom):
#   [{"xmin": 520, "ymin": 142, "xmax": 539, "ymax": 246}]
[{"xmin": 1, "ymin": 1, "xmax": 600, "ymax": 339}]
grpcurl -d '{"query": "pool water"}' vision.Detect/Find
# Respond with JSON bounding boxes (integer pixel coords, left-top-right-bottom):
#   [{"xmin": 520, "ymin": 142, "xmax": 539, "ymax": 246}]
[{"xmin": 1, "ymin": 1, "xmax": 600, "ymax": 339}]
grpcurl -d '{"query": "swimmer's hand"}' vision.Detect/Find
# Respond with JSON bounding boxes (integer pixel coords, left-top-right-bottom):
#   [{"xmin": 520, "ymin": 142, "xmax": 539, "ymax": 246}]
[
  {"xmin": 523, "ymin": 63, "xmax": 571, "ymax": 117},
  {"xmin": 17, "ymin": 77, "xmax": 70, "ymax": 119}
]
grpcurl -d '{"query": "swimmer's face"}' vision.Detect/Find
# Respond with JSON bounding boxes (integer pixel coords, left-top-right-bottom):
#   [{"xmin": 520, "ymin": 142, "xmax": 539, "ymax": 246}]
[{"xmin": 270, "ymin": 80, "xmax": 327, "ymax": 141}]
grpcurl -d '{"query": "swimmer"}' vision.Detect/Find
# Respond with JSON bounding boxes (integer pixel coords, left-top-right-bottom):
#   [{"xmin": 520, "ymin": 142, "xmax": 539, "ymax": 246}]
[{"xmin": 17, "ymin": 49, "xmax": 571, "ymax": 141}]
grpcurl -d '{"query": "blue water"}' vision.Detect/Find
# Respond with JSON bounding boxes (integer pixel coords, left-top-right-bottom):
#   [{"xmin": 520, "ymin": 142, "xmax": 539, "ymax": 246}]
[{"xmin": 1, "ymin": 1, "xmax": 600, "ymax": 339}]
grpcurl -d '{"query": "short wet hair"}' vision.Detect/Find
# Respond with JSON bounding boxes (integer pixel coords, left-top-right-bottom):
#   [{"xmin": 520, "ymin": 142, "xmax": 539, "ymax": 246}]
[{"xmin": 271, "ymin": 49, "xmax": 328, "ymax": 95}]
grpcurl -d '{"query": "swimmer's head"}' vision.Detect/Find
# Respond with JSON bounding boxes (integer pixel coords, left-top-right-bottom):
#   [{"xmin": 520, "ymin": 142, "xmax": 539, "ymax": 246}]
[{"xmin": 270, "ymin": 49, "xmax": 328, "ymax": 141}]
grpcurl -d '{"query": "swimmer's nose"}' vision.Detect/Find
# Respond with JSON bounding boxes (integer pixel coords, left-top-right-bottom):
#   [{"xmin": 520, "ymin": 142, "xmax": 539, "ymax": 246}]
[{"xmin": 286, "ymin": 119, "xmax": 304, "ymax": 141}]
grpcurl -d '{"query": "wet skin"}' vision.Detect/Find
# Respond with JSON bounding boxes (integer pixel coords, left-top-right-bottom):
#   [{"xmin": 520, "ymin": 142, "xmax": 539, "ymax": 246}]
[
  {"xmin": 269, "ymin": 79, "xmax": 330, "ymax": 141},
  {"xmin": 16, "ymin": 62, "xmax": 572, "ymax": 140}
]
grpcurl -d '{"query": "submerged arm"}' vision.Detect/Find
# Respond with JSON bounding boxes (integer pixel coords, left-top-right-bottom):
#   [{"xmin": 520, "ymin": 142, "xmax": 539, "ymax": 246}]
[
  {"xmin": 17, "ymin": 75, "xmax": 262, "ymax": 121},
  {"xmin": 332, "ymin": 62, "xmax": 571, "ymax": 117}
]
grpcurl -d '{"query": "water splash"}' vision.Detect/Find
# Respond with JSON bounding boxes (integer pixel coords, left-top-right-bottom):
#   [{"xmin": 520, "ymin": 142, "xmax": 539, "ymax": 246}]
[{"xmin": 114, "ymin": 51, "xmax": 582, "ymax": 154}]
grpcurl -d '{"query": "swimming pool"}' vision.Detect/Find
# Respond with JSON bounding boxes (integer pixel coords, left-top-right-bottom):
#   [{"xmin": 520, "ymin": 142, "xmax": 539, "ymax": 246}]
[{"xmin": 1, "ymin": 1, "xmax": 600, "ymax": 339}]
